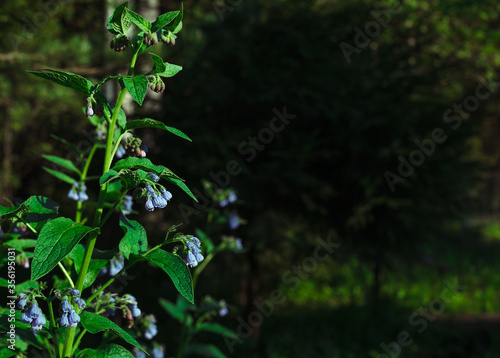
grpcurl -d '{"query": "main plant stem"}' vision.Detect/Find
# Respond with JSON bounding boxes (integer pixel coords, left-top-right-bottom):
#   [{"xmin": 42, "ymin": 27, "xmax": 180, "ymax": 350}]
[{"xmin": 62, "ymin": 48, "xmax": 139, "ymax": 358}]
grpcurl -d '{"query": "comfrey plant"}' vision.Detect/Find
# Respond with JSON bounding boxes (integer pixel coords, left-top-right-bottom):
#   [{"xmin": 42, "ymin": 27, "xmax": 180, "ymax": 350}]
[
  {"xmin": 0, "ymin": 3, "xmax": 207, "ymax": 357},
  {"xmin": 157, "ymin": 183, "xmax": 245, "ymax": 358}
]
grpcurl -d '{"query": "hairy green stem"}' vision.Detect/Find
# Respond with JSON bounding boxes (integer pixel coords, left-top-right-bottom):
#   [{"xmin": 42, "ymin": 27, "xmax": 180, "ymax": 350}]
[
  {"xmin": 192, "ymin": 252, "xmax": 215, "ymax": 288},
  {"xmin": 71, "ymin": 328, "xmax": 87, "ymax": 355},
  {"xmin": 62, "ymin": 46, "xmax": 140, "ymax": 358},
  {"xmin": 57, "ymin": 262, "xmax": 74, "ymax": 287}
]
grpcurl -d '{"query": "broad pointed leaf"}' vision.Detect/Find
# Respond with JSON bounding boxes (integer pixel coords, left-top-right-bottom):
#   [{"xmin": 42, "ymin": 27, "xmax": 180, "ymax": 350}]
[
  {"xmin": 148, "ymin": 53, "xmax": 166, "ymax": 74},
  {"xmin": 119, "ymin": 215, "xmax": 147, "ymax": 259},
  {"xmin": 78, "ymin": 344, "xmax": 135, "ymax": 358},
  {"xmin": 196, "ymin": 323, "xmax": 239, "ymax": 339},
  {"xmin": 157, "ymin": 63, "xmax": 182, "ymax": 78},
  {"xmin": 144, "ymin": 249, "xmax": 193, "ymax": 303},
  {"xmin": 31, "ymin": 218, "xmax": 98, "ymax": 281},
  {"xmin": 126, "ymin": 118, "xmax": 191, "ymax": 141},
  {"xmin": 126, "ymin": 8, "xmax": 151, "ymax": 33},
  {"xmin": 43, "ymin": 167, "xmax": 76, "ymax": 185},
  {"xmin": 151, "ymin": 10, "xmax": 180, "ymax": 32},
  {"xmin": 167, "ymin": 3, "xmax": 183, "ymax": 34},
  {"xmin": 165, "ymin": 176, "xmax": 198, "ymax": 202},
  {"xmin": 107, "ymin": 2, "xmax": 131, "ymax": 35},
  {"xmin": 122, "ymin": 75, "xmax": 148, "ymax": 105},
  {"xmin": 42, "ymin": 155, "xmax": 81, "ymax": 175},
  {"xmin": 111, "ymin": 157, "xmax": 181, "ymax": 180},
  {"xmin": 159, "ymin": 298, "xmax": 184, "ymax": 322},
  {"xmin": 28, "ymin": 69, "xmax": 93, "ymax": 96},
  {"xmin": 23, "ymin": 196, "xmax": 60, "ymax": 232},
  {"xmin": 80, "ymin": 312, "xmax": 145, "ymax": 353}
]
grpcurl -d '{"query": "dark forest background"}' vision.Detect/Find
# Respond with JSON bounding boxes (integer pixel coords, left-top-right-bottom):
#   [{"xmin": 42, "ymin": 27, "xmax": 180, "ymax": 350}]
[{"xmin": 3, "ymin": 0, "xmax": 500, "ymax": 357}]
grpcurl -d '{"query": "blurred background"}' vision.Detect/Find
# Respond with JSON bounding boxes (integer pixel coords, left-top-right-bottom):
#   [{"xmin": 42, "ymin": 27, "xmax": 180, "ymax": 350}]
[{"xmin": 2, "ymin": 0, "xmax": 500, "ymax": 357}]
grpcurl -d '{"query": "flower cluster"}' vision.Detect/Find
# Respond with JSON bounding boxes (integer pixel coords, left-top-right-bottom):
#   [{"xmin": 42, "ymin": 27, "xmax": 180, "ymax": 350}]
[
  {"xmin": 122, "ymin": 195, "xmax": 134, "ymax": 215},
  {"xmin": 143, "ymin": 32, "xmax": 158, "ymax": 46},
  {"xmin": 59, "ymin": 290, "xmax": 85, "ymax": 328},
  {"xmin": 147, "ymin": 75, "xmax": 165, "ymax": 93},
  {"xmin": 133, "ymin": 177, "xmax": 172, "ymax": 212},
  {"xmin": 124, "ymin": 136, "xmax": 148, "ymax": 158},
  {"xmin": 109, "ymin": 254, "xmax": 125, "ymax": 276},
  {"xmin": 134, "ymin": 344, "xmax": 164, "ymax": 358},
  {"xmin": 110, "ymin": 34, "xmax": 129, "ymax": 52},
  {"xmin": 152, "ymin": 345, "xmax": 165, "ymax": 358},
  {"xmin": 68, "ymin": 182, "xmax": 88, "ymax": 202},
  {"xmin": 106, "ymin": 296, "xmax": 116, "ymax": 317},
  {"xmin": 218, "ymin": 299, "xmax": 228, "ymax": 317},
  {"xmin": 185, "ymin": 236, "xmax": 204, "ymax": 268},
  {"xmin": 11, "ymin": 222, "xmax": 28, "ymax": 237},
  {"xmin": 59, "ymin": 299, "xmax": 80, "ymax": 327},
  {"xmin": 228, "ymin": 211, "xmax": 240, "ymax": 230},
  {"xmin": 18, "ymin": 296, "xmax": 46, "ymax": 334},
  {"xmin": 159, "ymin": 29, "xmax": 176, "ymax": 45},
  {"xmin": 219, "ymin": 190, "xmax": 237, "ymax": 208},
  {"xmin": 124, "ymin": 295, "xmax": 142, "ymax": 320},
  {"xmin": 116, "ymin": 145, "xmax": 126, "ymax": 159},
  {"xmin": 143, "ymin": 314, "xmax": 158, "ymax": 340}
]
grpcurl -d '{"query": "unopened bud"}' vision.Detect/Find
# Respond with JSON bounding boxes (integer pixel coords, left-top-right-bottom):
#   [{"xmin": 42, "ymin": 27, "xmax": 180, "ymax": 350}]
[{"xmin": 86, "ymin": 106, "xmax": 94, "ymax": 117}]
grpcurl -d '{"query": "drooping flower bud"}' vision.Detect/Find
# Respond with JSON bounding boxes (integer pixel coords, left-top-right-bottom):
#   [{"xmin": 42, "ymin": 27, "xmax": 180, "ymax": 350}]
[
  {"xmin": 143, "ymin": 32, "xmax": 158, "ymax": 46},
  {"xmin": 160, "ymin": 29, "xmax": 176, "ymax": 46},
  {"xmin": 69, "ymin": 288, "xmax": 81, "ymax": 297},
  {"xmin": 110, "ymin": 34, "xmax": 130, "ymax": 52},
  {"xmin": 125, "ymin": 137, "xmax": 144, "ymax": 157}
]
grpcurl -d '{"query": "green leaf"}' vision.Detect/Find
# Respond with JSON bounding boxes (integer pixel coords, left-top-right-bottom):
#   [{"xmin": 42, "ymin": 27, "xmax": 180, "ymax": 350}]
[
  {"xmin": 42, "ymin": 155, "xmax": 81, "ymax": 175},
  {"xmin": 165, "ymin": 176, "xmax": 198, "ymax": 202},
  {"xmin": 196, "ymin": 323, "xmax": 239, "ymax": 339},
  {"xmin": 31, "ymin": 218, "xmax": 98, "ymax": 281},
  {"xmin": 0, "ymin": 196, "xmax": 59, "ymax": 233},
  {"xmin": 23, "ymin": 196, "xmax": 60, "ymax": 232},
  {"xmin": 119, "ymin": 215, "xmax": 148, "ymax": 259},
  {"xmin": 16, "ymin": 280, "xmax": 38, "ymax": 293},
  {"xmin": 43, "ymin": 167, "xmax": 76, "ymax": 185},
  {"xmin": 144, "ymin": 249, "xmax": 193, "ymax": 303},
  {"xmin": 148, "ymin": 52, "xmax": 166, "ymax": 74},
  {"xmin": 68, "ymin": 245, "xmax": 111, "ymax": 289},
  {"xmin": 167, "ymin": 3, "xmax": 183, "ymax": 34},
  {"xmin": 126, "ymin": 8, "xmax": 151, "ymax": 33},
  {"xmin": 159, "ymin": 297, "xmax": 184, "ymax": 322},
  {"xmin": 100, "ymin": 170, "xmax": 119, "ymax": 185},
  {"xmin": 107, "ymin": 2, "xmax": 131, "ymax": 35},
  {"xmin": 28, "ymin": 69, "xmax": 93, "ymax": 96},
  {"xmin": 0, "ymin": 203, "xmax": 24, "ymax": 218},
  {"xmin": 78, "ymin": 344, "xmax": 135, "ymax": 358},
  {"xmin": 4, "ymin": 239, "xmax": 37, "ymax": 251},
  {"xmin": 170, "ymin": 20, "xmax": 183, "ymax": 35},
  {"xmin": 126, "ymin": 118, "xmax": 191, "ymax": 141},
  {"xmin": 80, "ymin": 312, "xmax": 145, "ymax": 353},
  {"xmin": 151, "ymin": 10, "xmax": 180, "ymax": 32},
  {"xmin": 111, "ymin": 157, "xmax": 182, "ymax": 181},
  {"xmin": 118, "ymin": 108, "xmax": 127, "ymax": 130},
  {"xmin": 100, "ymin": 169, "xmax": 145, "ymax": 189},
  {"xmin": 184, "ymin": 343, "xmax": 227, "ymax": 358},
  {"xmin": 0, "ymin": 277, "xmax": 9, "ymax": 288},
  {"xmin": 157, "ymin": 62, "xmax": 182, "ymax": 78},
  {"xmin": 122, "ymin": 75, "xmax": 148, "ymax": 106}
]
